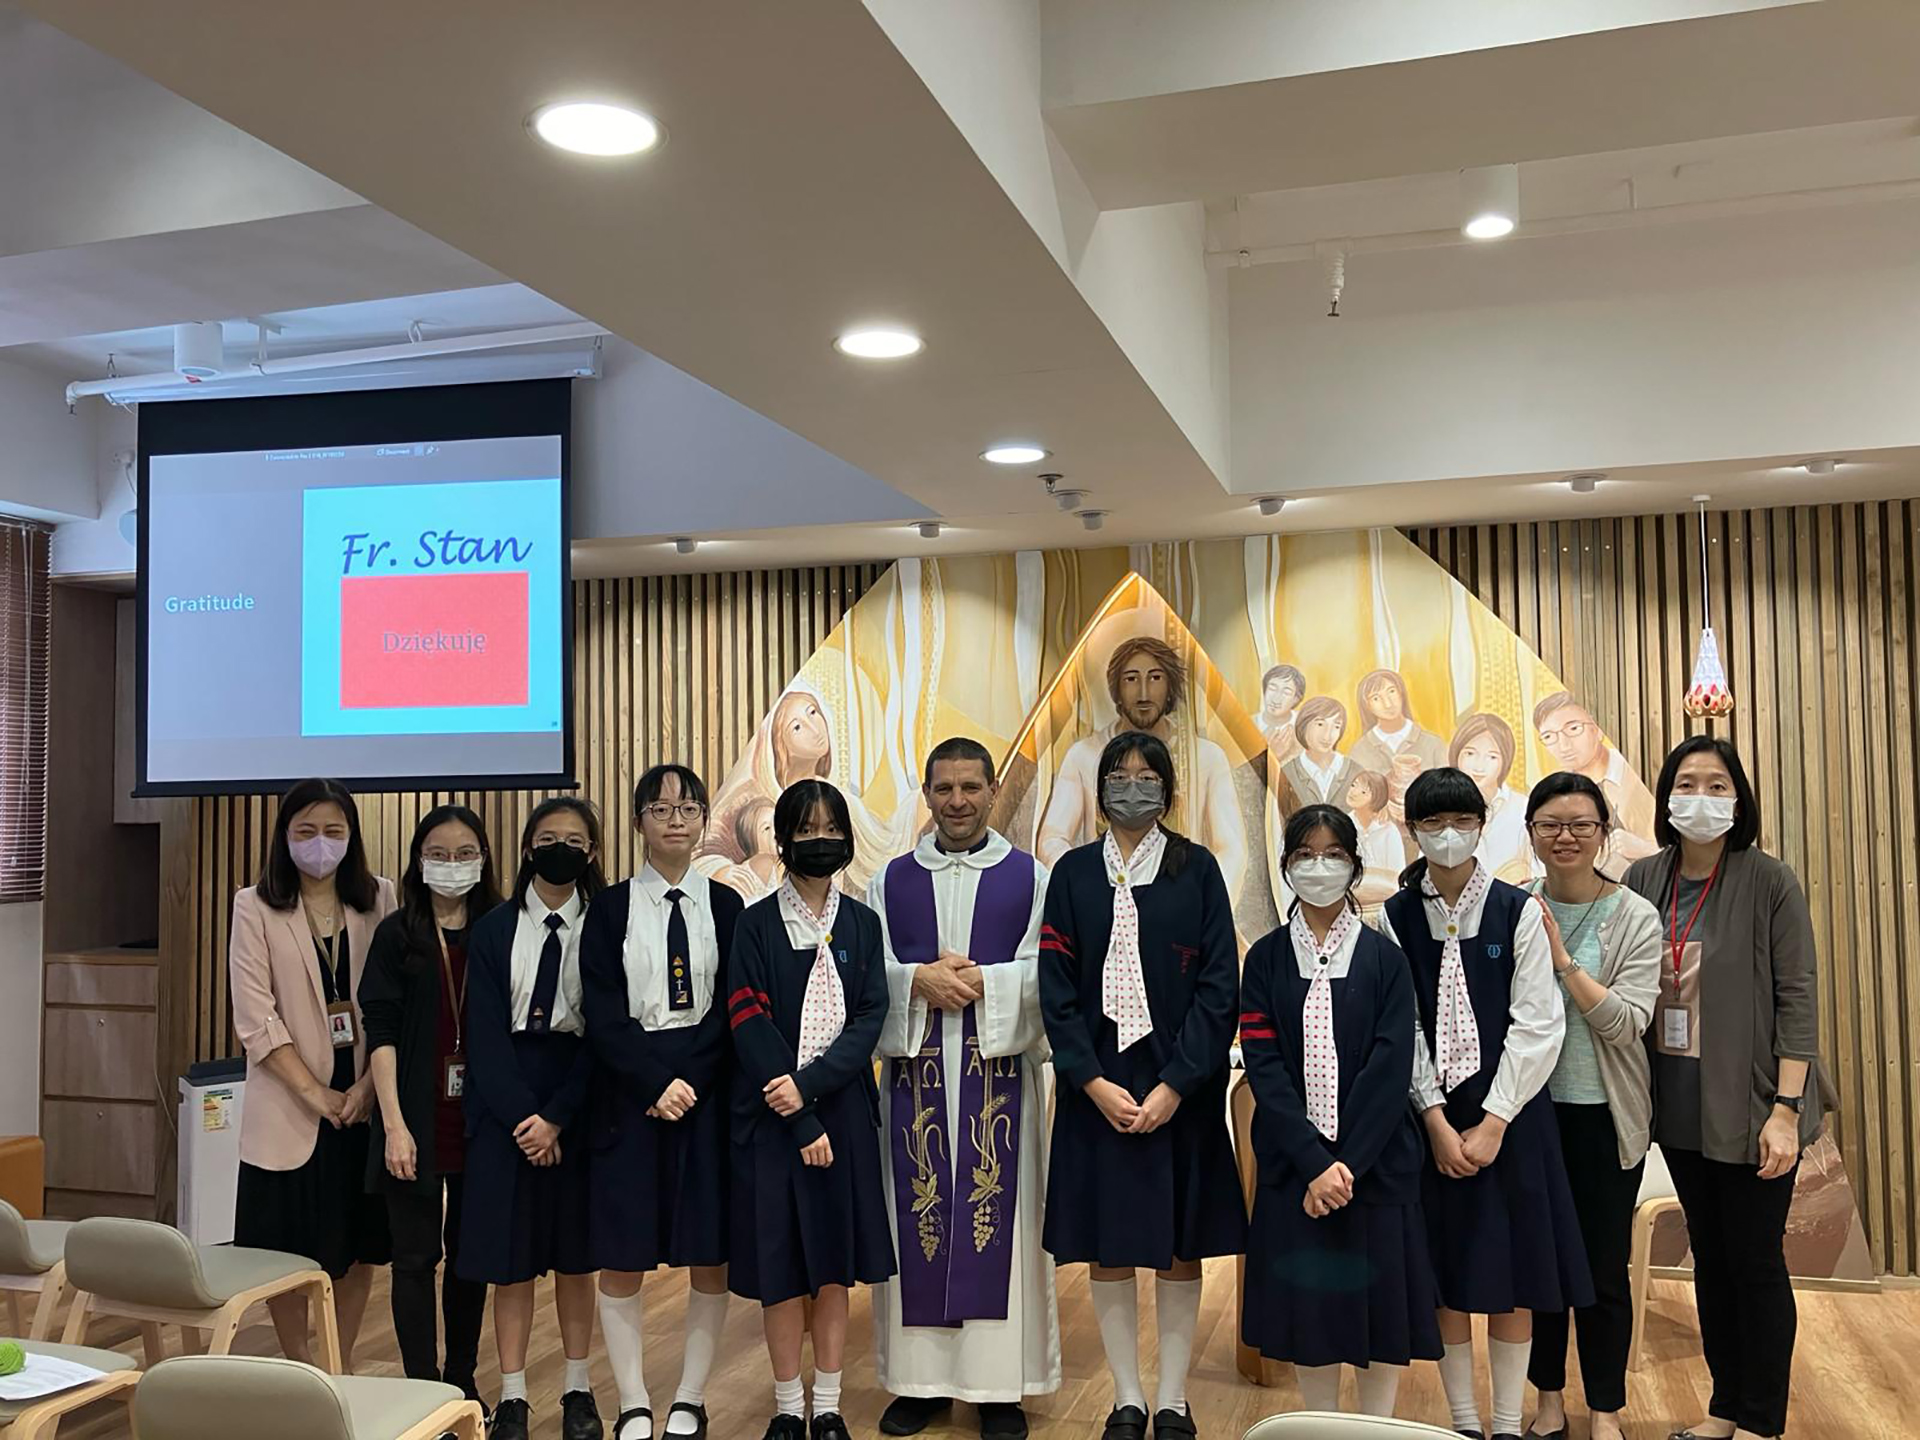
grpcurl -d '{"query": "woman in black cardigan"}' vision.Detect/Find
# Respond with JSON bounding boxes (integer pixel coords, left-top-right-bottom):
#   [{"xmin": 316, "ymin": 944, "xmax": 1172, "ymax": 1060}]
[
  {"xmin": 1039, "ymin": 732, "xmax": 1245, "ymax": 1440},
  {"xmin": 361, "ymin": 804, "xmax": 503, "ymax": 1403}
]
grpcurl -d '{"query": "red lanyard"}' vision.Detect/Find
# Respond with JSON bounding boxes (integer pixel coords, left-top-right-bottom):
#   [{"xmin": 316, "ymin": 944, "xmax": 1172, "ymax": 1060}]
[{"xmin": 1668, "ymin": 857, "xmax": 1720, "ymax": 994}]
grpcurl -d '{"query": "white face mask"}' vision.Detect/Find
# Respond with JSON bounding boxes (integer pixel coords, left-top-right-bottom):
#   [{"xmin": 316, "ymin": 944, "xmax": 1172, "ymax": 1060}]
[
  {"xmin": 421, "ymin": 857, "xmax": 485, "ymax": 897},
  {"xmin": 1415, "ymin": 825, "xmax": 1480, "ymax": 869},
  {"xmin": 1668, "ymin": 794, "xmax": 1737, "ymax": 843},
  {"xmin": 1286, "ymin": 857, "xmax": 1354, "ymax": 908}
]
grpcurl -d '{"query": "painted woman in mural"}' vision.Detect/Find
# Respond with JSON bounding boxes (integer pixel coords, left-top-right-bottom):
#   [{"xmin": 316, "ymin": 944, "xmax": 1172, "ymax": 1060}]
[
  {"xmin": 1449, "ymin": 712, "xmax": 1532, "ymax": 883},
  {"xmin": 1345, "ymin": 769, "xmax": 1407, "ymax": 908},
  {"xmin": 1280, "ymin": 697, "xmax": 1360, "ymax": 811},
  {"xmin": 1347, "ymin": 668, "xmax": 1449, "ymax": 779}
]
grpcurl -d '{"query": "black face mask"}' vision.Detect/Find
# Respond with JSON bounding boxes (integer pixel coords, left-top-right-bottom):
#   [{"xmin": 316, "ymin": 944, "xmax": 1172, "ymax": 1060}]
[
  {"xmin": 529, "ymin": 842, "xmax": 592, "ymax": 886},
  {"xmin": 787, "ymin": 837, "xmax": 851, "ymax": 879}
]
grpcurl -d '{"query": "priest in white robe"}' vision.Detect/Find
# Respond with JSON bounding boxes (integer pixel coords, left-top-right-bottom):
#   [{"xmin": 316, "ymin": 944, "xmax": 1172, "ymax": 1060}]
[{"xmin": 868, "ymin": 737, "xmax": 1059, "ymax": 1440}]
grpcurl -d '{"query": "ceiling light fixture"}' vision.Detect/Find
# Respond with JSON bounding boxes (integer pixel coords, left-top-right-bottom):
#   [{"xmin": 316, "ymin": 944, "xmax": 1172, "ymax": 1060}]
[
  {"xmin": 917, "ymin": 521, "xmax": 944, "ymax": 540},
  {"xmin": 672, "ymin": 537, "xmax": 697, "ymax": 555},
  {"xmin": 834, "ymin": 327, "xmax": 923, "ymax": 360},
  {"xmin": 529, "ymin": 101, "xmax": 662, "ymax": 157},
  {"xmin": 1254, "ymin": 496, "xmax": 1287, "ymax": 517},
  {"xmin": 981, "ymin": 444, "xmax": 1048, "ymax": 466},
  {"xmin": 1460, "ymin": 163, "xmax": 1519, "ymax": 240},
  {"xmin": 1052, "ymin": 488, "xmax": 1089, "ymax": 512},
  {"xmin": 173, "ymin": 322, "xmax": 224, "ymax": 379},
  {"xmin": 1078, "ymin": 510, "xmax": 1109, "ymax": 532},
  {"xmin": 1802, "ymin": 457, "xmax": 1840, "ymax": 475},
  {"xmin": 1567, "ymin": 472, "xmax": 1604, "ymax": 494}
]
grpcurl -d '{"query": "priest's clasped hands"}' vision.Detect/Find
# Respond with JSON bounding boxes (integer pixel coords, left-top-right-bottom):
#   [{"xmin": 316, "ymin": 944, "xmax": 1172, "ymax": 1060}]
[{"xmin": 913, "ymin": 949, "xmax": 985, "ymax": 1009}]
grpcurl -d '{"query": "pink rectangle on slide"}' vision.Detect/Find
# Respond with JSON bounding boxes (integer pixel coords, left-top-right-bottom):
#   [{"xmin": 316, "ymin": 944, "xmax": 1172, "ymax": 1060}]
[{"xmin": 339, "ymin": 572, "xmax": 528, "ymax": 708}]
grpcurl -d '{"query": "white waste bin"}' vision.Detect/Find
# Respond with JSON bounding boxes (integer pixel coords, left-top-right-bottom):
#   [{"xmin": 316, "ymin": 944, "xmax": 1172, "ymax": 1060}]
[{"xmin": 177, "ymin": 1060, "xmax": 246, "ymax": 1246}]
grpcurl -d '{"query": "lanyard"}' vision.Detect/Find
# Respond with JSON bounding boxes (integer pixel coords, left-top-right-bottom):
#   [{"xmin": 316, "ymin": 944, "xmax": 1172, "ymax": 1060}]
[
  {"xmin": 435, "ymin": 926, "xmax": 469, "ymax": 1056},
  {"xmin": 1667, "ymin": 857, "xmax": 1721, "ymax": 994}
]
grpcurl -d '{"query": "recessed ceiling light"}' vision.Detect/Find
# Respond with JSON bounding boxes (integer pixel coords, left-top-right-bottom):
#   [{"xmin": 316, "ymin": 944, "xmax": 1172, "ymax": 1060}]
[
  {"xmin": 1566, "ymin": 472, "xmax": 1604, "ymax": 494},
  {"xmin": 1052, "ymin": 488, "xmax": 1089, "ymax": 512},
  {"xmin": 1255, "ymin": 496, "xmax": 1287, "ymax": 517},
  {"xmin": 1460, "ymin": 163, "xmax": 1519, "ymax": 241},
  {"xmin": 834, "ymin": 328, "xmax": 923, "ymax": 360},
  {"xmin": 981, "ymin": 444, "xmax": 1049, "ymax": 466},
  {"xmin": 917, "ymin": 521, "xmax": 944, "ymax": 540},
  {"xmin": 529, "ymin": 101, "xmax": 662, "ymax": 157},
  {"xmin": 1078, "ymin": 510, "xmax": 1109, "ymax": 532},
  {"xmin": 1463, "ymin": 214, "xmax": 1516, "ymax": 240},
  {"xmin": 672, "ymin": 536, "xmax": 697, "ymax": 554},
  {"xmin": 1802, "ymin": 457, "xmax": 1840, "ymax": 475}
]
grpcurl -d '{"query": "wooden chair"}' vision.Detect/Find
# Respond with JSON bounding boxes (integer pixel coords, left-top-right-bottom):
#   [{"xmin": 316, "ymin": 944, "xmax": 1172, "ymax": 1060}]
[
  {"xmin": 1229, "ymin": 1073, "xmax": 1283, "ymax": 1385},
  {"xmin": 0, "ymin": 1339, "xmax": 138, "ymax": 1440},
  {"xmin": 1244, "ymin": 1416, "xmax": 1460, "ymax": 1438},
  {"xmin": 133, "ymin": 1355, "xmax": 485, "ymax": 1440},
  {"xmin": 59, "ymin": 1216, "xmax": 341, "ymax": 1372},
  {"xmin": 1628, "ymin": 1141, "xmax": 1684, "ymax": 1372},
  {"xmin": 0, "ymin": 1203, "xmax": 72, "ymax": 1340}
]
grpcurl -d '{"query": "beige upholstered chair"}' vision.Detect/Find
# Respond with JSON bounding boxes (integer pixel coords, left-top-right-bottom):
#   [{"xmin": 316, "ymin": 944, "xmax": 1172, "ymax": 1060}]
[
  {"xmin": 59, "ymin": 1216, "xmax": 341, "ymax": 1371},
  {"xmin": 0, "ymin": 1202, "xmax": 72, "ymax": 1340},
  {"xmin": 134, "ymin": 1355, "xmax": 484, "ymax": 1440},
  {"xmin": 0, "ymin": 1339, "xmax": 138, "ymax": 1439},
  {"xmin": 1629, "ymin": 1141, "xmax": 1684, "ymax": 1372},
  {"xmin": 1244, "ymin": 1415, "xmax": 1462, "ymax": 1438}
]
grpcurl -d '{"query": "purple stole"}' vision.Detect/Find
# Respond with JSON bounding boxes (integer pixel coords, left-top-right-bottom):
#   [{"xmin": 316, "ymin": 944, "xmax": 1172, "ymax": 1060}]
[{"xmin": 883, "ymin": 847, "xmax": 1035, "ymax": 1327}]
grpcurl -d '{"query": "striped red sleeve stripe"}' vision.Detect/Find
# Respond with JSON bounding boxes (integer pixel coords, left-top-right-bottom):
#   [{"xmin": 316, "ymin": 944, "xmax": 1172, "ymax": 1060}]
[
  {"xmin": 728, "ymin": 986, "xmax": 769, "ymax": 1029},
  {"xmin": 1039, "ymin": 924, "xmax": 1075, "ymax": 956},
  {"xmin": 1239, "ymin": 1010, "xmax": 1278, "ymax": 1041},
  {"xmin": 1240, "ymin": 1027, "xmax": 1278, "ymax": 1041}
]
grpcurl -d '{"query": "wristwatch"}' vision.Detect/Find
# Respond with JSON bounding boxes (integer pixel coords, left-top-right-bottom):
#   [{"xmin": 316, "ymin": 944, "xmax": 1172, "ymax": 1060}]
[{"xmin": 1771, "ymin": 1093, "xmax": 1805, "ymax": 1114}]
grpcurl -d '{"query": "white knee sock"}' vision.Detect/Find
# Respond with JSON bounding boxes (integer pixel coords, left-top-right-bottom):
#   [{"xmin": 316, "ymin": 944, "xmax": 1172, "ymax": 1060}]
[
  {"xmin": 1439, "ymin": 1340, "xmax": 1481, "ymax": 1432},
  {"xmin": 670, "ymin": 1289, "xmax": 727, "ymax": 1429},
  {"xmin": 811, "ymin": 1368, "xmax": 842, "ymax": 1417},
  {"xmin": 1090, "ymin": 1276, "xmax": 1147, "ymax": 1412},
  {"xmin": 598, "ymin": 1289, "xmax": 649, "ymax": 1424},
  {"xmin": 773, "ymin": 1374, "xmax": 804, "ymax": 1418},
  {"xmin": 1295, "ymin": 1363, "xmax": 1343, "ymax": 1412},
  {"xmin": 499, "ymin": 1370, "xmax": 528, "ymax": 1404},
  {"xmin": 1354, "ymin": 1363, "xmax": 1404, "ymax": 1418},
  {"xmin": 564, "ymin": 1356, "xmax": 593, "ymax": 1395},
  {"xmin": 1488, "ymin": 1337, "xmax": 1531, "ymax": 1435},
  {"xmin": 1153, "ymin": 1275, "xmax": 1203, "ymax": 1415}
]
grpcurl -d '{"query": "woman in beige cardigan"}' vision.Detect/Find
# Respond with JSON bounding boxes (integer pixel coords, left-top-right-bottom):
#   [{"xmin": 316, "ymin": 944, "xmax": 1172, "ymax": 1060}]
[
  {"xmin": 230, "ymin": 778, "xmax": 397, "ymax": 1369},
  {"xmin": 1518, "ymin": 773, "xmax": 1661, "ymax": 1440}
]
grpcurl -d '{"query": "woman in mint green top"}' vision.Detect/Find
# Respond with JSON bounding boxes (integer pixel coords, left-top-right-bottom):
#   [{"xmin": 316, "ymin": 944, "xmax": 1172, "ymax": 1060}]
[{"xmin": 1521, "ymin": 773, "xmax": 1661, "ymax": 1440}]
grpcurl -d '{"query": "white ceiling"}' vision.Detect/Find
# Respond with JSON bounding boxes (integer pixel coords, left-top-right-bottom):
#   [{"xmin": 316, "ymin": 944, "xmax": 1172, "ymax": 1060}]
[{"xmin": 4, "ymin": 0, "xmax": 1920, "ymax": 577}]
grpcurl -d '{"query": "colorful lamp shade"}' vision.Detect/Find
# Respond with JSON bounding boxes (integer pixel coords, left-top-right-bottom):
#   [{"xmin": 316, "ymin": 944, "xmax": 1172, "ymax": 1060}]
[{"xmin": 1685, "ymin": 625, "xmax": 1734, "ymax": 718}]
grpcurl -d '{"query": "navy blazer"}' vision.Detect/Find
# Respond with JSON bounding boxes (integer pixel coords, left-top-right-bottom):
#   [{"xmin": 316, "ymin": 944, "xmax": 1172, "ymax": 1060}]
[{"xmin": 462, "ymin": 896, "xmax": 595, "ymax": 1136}]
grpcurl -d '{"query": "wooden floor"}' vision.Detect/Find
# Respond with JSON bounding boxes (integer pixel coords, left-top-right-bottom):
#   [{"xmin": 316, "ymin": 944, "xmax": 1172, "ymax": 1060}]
[{"xmin": 49, "ymin": 1262, "xmax": 1918, "ymax": 1438}]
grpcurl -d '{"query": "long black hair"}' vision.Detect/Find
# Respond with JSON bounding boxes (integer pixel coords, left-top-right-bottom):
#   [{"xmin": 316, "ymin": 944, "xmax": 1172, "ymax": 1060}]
[
  {"xmin": 1525, "ymin": 771, "xmax": 1614, "ymax": 883},
  {"xmin": 1396, "ymin": 765, "xmax": 1488, "ymax": 890},
  {"xmin": 256, "ymin": 778, "xmax": 379, "ymax": 913},
  {"xmin": 773, "ymin": 778, "xmax": 855, "ymax": 873},
  {"xmin": 513, "ymin": 796, "xmax": 608, "ymax": 907},
  {"xmin": 1652, "ymin": 734, "xmax": 1761, "ymax": 852},
  {"xmin": 1095, "ymin": 730, "xmax": 1192, "ymax": 879},
  {"xmin": 1282, "ymin": 803, "xmax": 1362, "ymax": 917},
  {"xmin": 399, "ymin": 804, "xmax": 502, "ymax": 951}
]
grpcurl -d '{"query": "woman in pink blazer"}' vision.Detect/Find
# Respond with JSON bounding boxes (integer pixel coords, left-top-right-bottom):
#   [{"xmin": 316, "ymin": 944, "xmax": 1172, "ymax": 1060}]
[{"xmin": 230, "ymin": 778, "xmax": 397, "ymax": 1370}]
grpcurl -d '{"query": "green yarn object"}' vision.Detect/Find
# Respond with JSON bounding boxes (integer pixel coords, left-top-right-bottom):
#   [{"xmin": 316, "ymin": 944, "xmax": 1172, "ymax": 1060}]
[{"xmin": 0, "ymin": 1340, "xmax": 23, "ymax": 1376}]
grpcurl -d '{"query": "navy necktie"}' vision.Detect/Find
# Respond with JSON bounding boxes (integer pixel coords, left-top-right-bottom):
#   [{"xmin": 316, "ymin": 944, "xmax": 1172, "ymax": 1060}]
[
  {"xmin": 529, "ymin": 911, "xmax": 565, "ymax": 1033},
  {"xmin": 665, "ymin": 889, "xmax": 693, "ymax": 1011}
]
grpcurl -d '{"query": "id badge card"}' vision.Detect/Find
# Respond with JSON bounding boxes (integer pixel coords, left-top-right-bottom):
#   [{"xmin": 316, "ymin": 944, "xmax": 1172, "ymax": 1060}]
[
  {"xmin": 327, "ymin": 1000, "xmax": 357, "ymax": 1049},
  {"xmin": 443, "ymin": 1057, "xmax": 466, "ymax": 1100},
  {"xmin": 1655, "ymin": 941, "xmax": 1702, "ymax": 1058}
]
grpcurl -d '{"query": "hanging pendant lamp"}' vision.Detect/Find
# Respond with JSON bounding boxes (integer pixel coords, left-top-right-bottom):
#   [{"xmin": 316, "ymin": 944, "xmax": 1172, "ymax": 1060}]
[{"xmin": 1684, "ymin": 496, "xmax": 1734, "ymax": 719}]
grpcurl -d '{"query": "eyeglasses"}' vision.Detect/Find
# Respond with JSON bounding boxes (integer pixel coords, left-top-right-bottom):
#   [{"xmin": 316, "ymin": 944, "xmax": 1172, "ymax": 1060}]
[
  {"xmin": 532, "ymin": 833, "xmax": 591, "ymax": 851},
  {"xmin": 643, "ymin": 802, "xmax": 706, "ymax": 824},
  {"xmin": 423, "ymin": 847, "xmax": 483, "ymax": 863},
  {"xmin": 1411, "ymin": 817, "xmax": 1482, "ymax": 835},
  {"xmin": 1287, "ymin": 849, "xmax": 1351, "ymax": 864},
  {"xmin": 1528, "ymin": 820, "xmax": 1604, "ymax": 839},
  {"xmin": 1103, "ymin": 773, "xmax": 1163, "ymax": 789}
]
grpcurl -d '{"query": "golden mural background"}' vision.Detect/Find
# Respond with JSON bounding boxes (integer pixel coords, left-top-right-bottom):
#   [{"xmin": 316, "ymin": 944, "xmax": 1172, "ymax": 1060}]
[{"xmin": 161, "ymin": 507, "xmax": 1915, "ymax": 1278}]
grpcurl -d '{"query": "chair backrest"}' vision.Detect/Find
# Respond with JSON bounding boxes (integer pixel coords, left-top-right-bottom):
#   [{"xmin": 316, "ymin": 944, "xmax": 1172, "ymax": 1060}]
[
  {"xmin": 65, "ymin": 1217, "xmax": 218, "ymax": 1309},
  {"xmin": 1244, "ymin": 1414, "xmax": 1464, "ymax": 1439},
  {"xmin": 0, "ymin": 1199, "xmax": 41, "ymax": 1275},
  {"xmin": 135, "ymin": 1356, "xmax": 353, "ymax": 1440},
  {"xmin": 1639, "ymin": 1142, "xmax": 1677, "ymax": 1204}
]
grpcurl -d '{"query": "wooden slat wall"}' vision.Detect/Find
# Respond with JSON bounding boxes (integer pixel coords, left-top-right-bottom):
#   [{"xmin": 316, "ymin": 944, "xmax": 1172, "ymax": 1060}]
[{"xmin": 1410, "ymin": 503, "xmax": 1920, "ymax": 1276}]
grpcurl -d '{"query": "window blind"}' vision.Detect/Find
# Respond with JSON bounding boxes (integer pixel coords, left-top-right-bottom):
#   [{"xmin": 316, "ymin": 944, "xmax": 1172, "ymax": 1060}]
[{"xmin": 0, "ymin": 519, "xmax": 51, "ymax": 903}]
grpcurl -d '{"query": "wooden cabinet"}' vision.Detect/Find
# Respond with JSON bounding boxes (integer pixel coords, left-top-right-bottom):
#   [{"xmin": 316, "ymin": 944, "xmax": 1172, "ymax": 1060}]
[{"xmin": 40, "ymin": 949, "xmax": 162, "ymax": 1221}]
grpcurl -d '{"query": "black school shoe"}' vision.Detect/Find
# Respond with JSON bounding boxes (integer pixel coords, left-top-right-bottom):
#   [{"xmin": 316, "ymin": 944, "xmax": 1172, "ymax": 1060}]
[
  {"xmin": 611, "ymin": 1407, "xmax": 652, "ymax": 1440},
  {"xmin": 1102, "ymin": 1406, "xmax": 1149, "ymax": 1440},
  {"xmin": 810, "ymin": 1415, "xmax": 853, "ymax": 1440},
  {"xmin": 1152, "ymin": 1407, "xmax": 1197, "ymax": 1438},
  {"xmin": 561, "ymin": 1389, "xmax": 605, "ymax": 1440},
  {"xmin": 880, "ymin": 1395, "xmax": 953, "ymax": 1435},
  {"xmin": 665, "ymin": 1402, "xmax": 708, "ymax": 1438},
  {"xmin": 759, "ymin": 1417, "xmax": 806, "ymax": 1440},
  {"xmin": 491, "ymin": 1398, "xmax": 531, "ymax": 1440},
  {"xmin": 979, "ymin": 1401, "xmax": 1030, "ymax": 1438}
]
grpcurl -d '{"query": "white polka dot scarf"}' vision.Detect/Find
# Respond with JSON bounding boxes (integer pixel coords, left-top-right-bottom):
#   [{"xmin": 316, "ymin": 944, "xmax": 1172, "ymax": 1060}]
[
  {"xmin": 1290, "ymin": 906, "xmax": 1358, "ymax": 1141},
  {"xmin": 1101, "ymin": 827, "xmax": 1165, "ymax": 1053},
  {"xmin": 784, "ymin": 879, "xmax": 846, "ymax": 1066},
  {"xmin": 1431, "ymin": 864, "xmax": 1490, "ymax": 1094}
]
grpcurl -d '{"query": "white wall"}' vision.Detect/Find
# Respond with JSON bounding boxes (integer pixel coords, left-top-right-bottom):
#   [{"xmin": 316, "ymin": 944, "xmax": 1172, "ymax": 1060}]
[
  {"xmin": 0, "ymin": 356, "xmax": 96, "ymax": 522},
  {"xmin": 0, "ymin": 903, "xmax": 42, "ymax": 1136},
  {"xmin": 50, "ymin": 406, "xmax": 135, "ymax": 579}
]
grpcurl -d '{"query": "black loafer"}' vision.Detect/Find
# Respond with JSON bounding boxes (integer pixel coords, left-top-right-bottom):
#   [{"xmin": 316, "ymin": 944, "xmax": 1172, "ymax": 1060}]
[
  {"xmin": 492, "ymin": 1398, "xmax": 532, "ymax": 1440},
  {"xmin": 1102, "ymin": 1407, "xmax": 1149, "ymax": 1440},
  {"xmin": 665, "ymin": 1403, "xmax": 708, "ymax": 1439},
  {"xmin": 1152, "ymin": 1408, "xmax": 1197, "ymax": 1438},
  {"xmin": 760, "ymin": 1418, "xmax": 806, "ymax": 1440},
  {"xmin": 562, "ymin": 1390, "xmax": 605, "ymax": 1440},
  {"xmin": 880, "ymin": 1395, "xmax": 954, "ymax": 1435},
  {"xmin": 811, "ymin": 1415, "xmax": 853, "ymax": 1440},
  {"xmin": 980, "ymin": 1402, "xmax": 1030, "ymax": 1439},
  {"xmin": 612, "ymin": 1407, "xmax": 653, "ymax": 1440}
]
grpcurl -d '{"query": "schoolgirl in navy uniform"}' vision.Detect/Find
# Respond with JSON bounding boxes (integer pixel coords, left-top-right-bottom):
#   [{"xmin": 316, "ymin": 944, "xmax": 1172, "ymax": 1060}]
[
  {"xmin": 727, "ymin": 779, "xmax": 894, "ymax": 1440},
  {"xmin": 1240, "ymin": 804, "xmax": 1441, "ymax": 1419},
  {"xmin": 1380, "ymin": 768, "xmax": 1591, "ymax": 1440},
  {"xmin": 460, "ymin": 796, "xmax": 607, "ymax": 1440},
  {"xmin": 1039, "ymin": 731, "xmax": 1245, "ymax": 1440},
  {"xmin": 583, "ymin": 765, "xmax": 744, "ymax": 1440}
]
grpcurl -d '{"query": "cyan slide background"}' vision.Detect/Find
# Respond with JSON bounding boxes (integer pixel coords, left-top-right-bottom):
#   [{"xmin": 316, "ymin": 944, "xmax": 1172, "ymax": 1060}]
[{"xmin": 301, "ymin": 477, "xmax": 563, "ymax": 737}]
